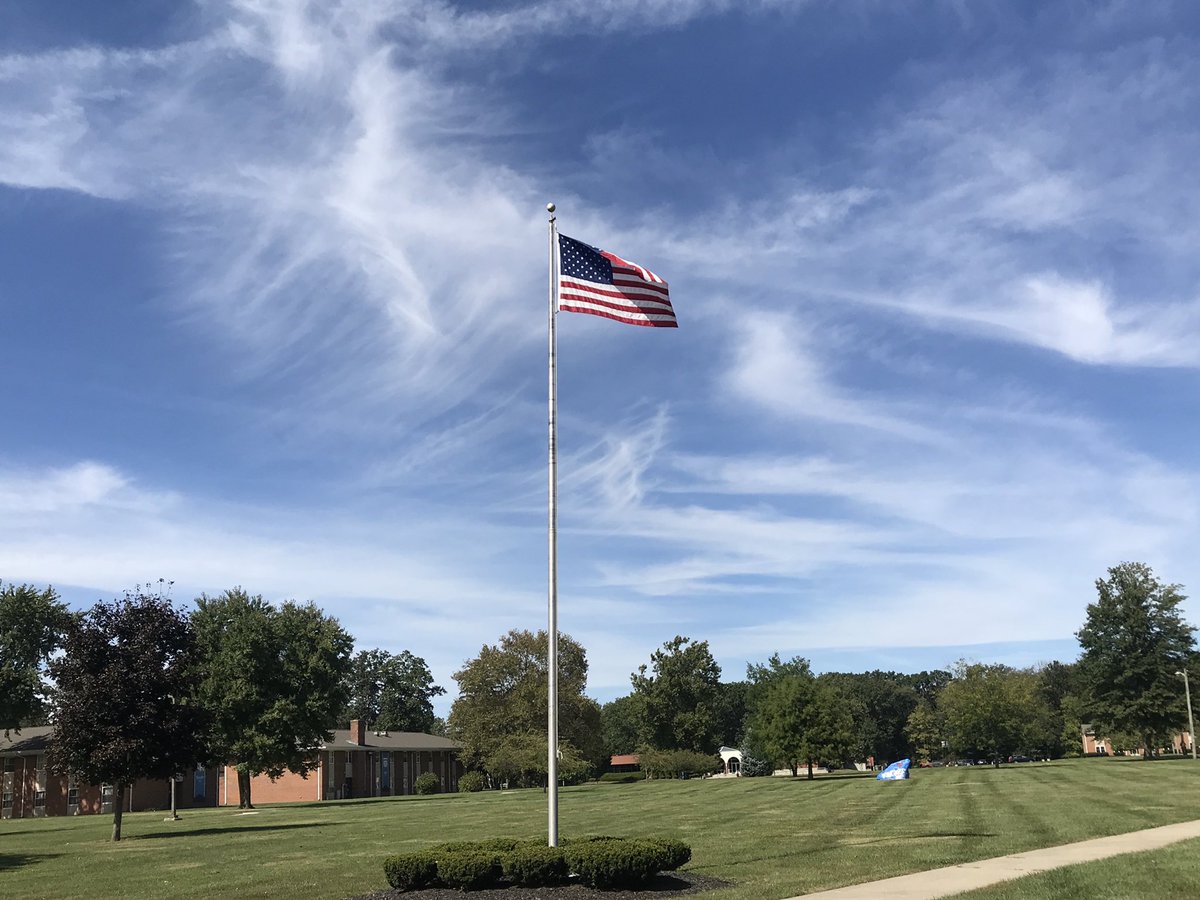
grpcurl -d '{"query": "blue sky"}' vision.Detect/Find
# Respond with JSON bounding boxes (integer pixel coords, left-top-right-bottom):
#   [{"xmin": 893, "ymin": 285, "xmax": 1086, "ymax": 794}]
[{"xmin": 2, "ymin": 0, "xmax": 1198, "ymax": 714}]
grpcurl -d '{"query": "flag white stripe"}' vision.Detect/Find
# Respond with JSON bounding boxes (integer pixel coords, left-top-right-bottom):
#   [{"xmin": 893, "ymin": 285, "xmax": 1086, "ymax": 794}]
[
  {"xmin": 559, "ymin": 299, "xmax": 677, "ymax": 323},
  {"xmin": 560, "ymin": 278, "xmax": 674, "ymax": 309}
]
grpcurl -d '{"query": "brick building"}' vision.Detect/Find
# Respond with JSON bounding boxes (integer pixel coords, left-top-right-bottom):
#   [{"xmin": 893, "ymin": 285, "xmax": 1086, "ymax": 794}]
[
  {"xmin": 2, "ymin": 720, "xmax": 461, "ymax": 818},
  {"xmin": 218, "ymin": 720, "xmax": 463, "ymax": 804},
  {"xmin": 1080, "ymin": 723, "xmax": 1192, "ymax": 756}
]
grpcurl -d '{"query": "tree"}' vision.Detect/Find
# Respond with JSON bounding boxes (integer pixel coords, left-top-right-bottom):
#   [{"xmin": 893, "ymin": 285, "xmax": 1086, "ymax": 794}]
[
  {"xmin": 1076, "ymin": 562, "xmax": 1196, "ymax": 758},
  {"xmin": 795, "ymin": 681, "xmax": 856, "ymax": 778},
  {"xmin": 448, "ymin": 630, "xmax": 604, "ymax": 780},
  {"xmin": 744, "ymin": 655, "xmax": 815, "ymax": 775},
  {"xmin": 192, "ymin": 588, "xmax": 353, "ymax": 808},
  {"xmin": 714, "ymin": 680, "xmax": 750, "ymax": 749},
  {"xmin": 938, "ymin": 662, "xmax": 1046, "ymax": 766},
  {"xmin": 631, "ymin": 636, "xmax": 722, "ymax": 753},
  {"xmin": 0, "ymin": 582, "xmax": 74, "ymax": 734},
  {"xmin": 600, "ymin": 695, "xmax": 640, "ymax": 759},
  {"xmin": 48, "ymin": 585, "xmax": 207, "ymax": 841},
  {"xmin": 820, "ymin": 671, "xmax": 920, "ymax": 764},
  {"xmin": 343, "ymin": 648, "xmax": 445, "ymax": 733},
  {"xmin": 484, "ymin": 732, "xmax": 589, "ymax": 788},
  {"xmin": 905, "ymin": 700, "xmax": 945, "ymax": 763},
  {"xmin": 1032, "ymin": 661, "xmax": 1082, "ymax": 759}
]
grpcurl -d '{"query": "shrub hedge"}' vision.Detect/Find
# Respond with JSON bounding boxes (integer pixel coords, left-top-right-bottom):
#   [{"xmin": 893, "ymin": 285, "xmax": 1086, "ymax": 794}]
[
  {"xmin": 459, "ymin": 771, "xmax": 486, "ymax": 792},
  {"xmin": 563, "ymin": 838, "xmax": 662, "ymax": 888},
  {"xmin": 382, "ymin": 836, "xmax": 691, "ymax": 891},
  {"xmin": 502, "ymin": 844, "xmax": 569, "ymax": 886},
  {"xmin": 414, "ymin": 772, "xmax": 441, "ymax": 795},
  {"xmin": 436, "ymin": 851, "xmax": 503, "ymax": 891},
  {"xmin": 383, "ymin": 852, "xmax": 438, "ymax": 891}
]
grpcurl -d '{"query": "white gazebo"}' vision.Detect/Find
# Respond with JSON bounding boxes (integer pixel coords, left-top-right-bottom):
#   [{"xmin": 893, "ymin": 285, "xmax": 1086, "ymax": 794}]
[{"xmin": 716, "ymin": 746, "xmax": 743, "ymax": 777}]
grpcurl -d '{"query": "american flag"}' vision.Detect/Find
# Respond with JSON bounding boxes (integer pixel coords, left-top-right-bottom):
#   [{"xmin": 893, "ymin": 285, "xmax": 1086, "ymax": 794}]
[{"xmin": 557, "ymin": 235, "xmax": 677, "ymax": 328}]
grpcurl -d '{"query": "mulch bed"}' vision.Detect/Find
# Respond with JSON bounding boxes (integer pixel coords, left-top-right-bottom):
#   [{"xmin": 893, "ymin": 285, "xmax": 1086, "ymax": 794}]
[{"xmin": 351, "ymin": 873, "xmax": 731, "ymax": 900}]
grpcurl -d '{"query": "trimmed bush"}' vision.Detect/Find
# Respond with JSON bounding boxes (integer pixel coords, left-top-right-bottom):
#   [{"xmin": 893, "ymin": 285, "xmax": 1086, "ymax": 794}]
[
  {"xmin": 562, "ymin": 839, "xmax": 663, "ymax": 888},
  {"xmin": 459, "ymin": 771, "xmax": 485, "ymax": 792},
  {"xmin": 436, "ymin": 851, "xmax": 503, "ymax": 891},
  {"xmin": 414, "ymin": 772, "xmax": 441, "ymax": 795},
  {"xmin": 382, "ymin": 836, "xmax": 689, "ymax": 892},
  {"xmin": 644, "ymin": 837, "xmax": 691, "ymax": 871},
  {"xmin": 502, "ymin": 844, "xmax": 568, "ymax": 887},
  {"xmin": 383, "ymin": 852, "xmax": 438, "ymax": 891}
]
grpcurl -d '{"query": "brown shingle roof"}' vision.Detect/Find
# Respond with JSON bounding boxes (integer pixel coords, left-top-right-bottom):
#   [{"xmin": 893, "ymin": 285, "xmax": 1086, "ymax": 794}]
[
  {"xmin": 321, "ymin": 730, "xmax": 462, "ymax": 751},
  {"xmin": 0, "ymin": 726, "xmax": 54, "ymax": 755}
]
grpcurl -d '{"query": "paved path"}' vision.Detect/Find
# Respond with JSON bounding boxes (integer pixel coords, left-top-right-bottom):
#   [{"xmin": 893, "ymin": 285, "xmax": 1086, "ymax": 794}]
[{"xmin": 792, "ymin": 819, "xmax": 1200, "ymax": 899}]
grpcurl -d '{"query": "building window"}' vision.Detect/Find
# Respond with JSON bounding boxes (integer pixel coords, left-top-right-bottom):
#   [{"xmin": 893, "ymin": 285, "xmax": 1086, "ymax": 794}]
[
  {"xmin": 67, "ymin": 773, "xmax": 79, "ymax": 811},
  {"xmin": 2, "ymin": 791, "xmax": 12, "ymax": 815},
  {"xmin": 3, "ymin": 757, "xmax": 13, "ymax": 773},
  {"xmin": 194, "ymin": 766, "xmax": 207, "ymax": 801},
  {"xmin": 34, "ymin": 790, "xmax": 46, "ymax": 811},
  {"xmin": 101, "ymin": 784, "xmax": 114, "ymax": 813}
]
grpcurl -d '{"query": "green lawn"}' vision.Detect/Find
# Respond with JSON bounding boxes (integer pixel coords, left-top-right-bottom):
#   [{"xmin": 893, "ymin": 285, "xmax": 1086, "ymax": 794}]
[
  {"xmin": 1, "ymin": 759, "xmax": 1198, "ymax": 900},
  {"xmin": 946, "ymin": 836, "xmax": 1200, "ymax": 899}
]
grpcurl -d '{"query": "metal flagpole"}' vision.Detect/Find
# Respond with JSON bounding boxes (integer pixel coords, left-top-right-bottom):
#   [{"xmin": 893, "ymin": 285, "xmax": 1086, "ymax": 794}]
[{"xmin": 546, "ymin": 202, "xmax": 560, "ymax": 846}]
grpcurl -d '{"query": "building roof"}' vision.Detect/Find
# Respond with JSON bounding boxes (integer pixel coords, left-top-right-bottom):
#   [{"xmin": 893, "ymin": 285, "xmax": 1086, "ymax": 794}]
[
  {"xmin": 2, "ymin": 725, "xmax": 459, "ymax": 756},
  {"xmin": 0, "ymin": 726, "xmax": 54, "ymax": 755},
  {"xmin": 609, "ymin": 753, "xmax": 640, "ymax": 766},
  {"xmin": 322, "ymin": 730, "xmax": 462, "ymax": 752}
]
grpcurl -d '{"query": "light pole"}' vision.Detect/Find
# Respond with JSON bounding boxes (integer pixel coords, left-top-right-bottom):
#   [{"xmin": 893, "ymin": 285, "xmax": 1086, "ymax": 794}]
[
  {"xmin": 166, "ymin": 774, "xmax": 181, "ymax": 821},
  {"xmin": 1176, "ymin": 670, "xmax": 1197, "ymax": 761}
]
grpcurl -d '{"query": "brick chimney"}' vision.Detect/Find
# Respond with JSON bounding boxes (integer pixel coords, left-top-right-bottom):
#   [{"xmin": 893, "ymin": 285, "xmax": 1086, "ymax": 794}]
[{"xmin": 350, "ymin": 719, "xmax": 367, "ymax": 746}]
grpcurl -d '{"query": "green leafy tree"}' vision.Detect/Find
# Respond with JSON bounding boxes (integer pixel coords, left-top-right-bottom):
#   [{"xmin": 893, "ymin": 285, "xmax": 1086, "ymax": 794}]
[
  {"xmin": 939, "ymin": 662, "xmax": 1046, "ymax": 766},
  {"xmin": 484, "ymin": 731, "xmax": 589, "ymax": 787},
  {"xmin": 796, "ymin": 681, "xmax": 856, "ymax": 778},
  {"xmin": 714, "ymin": 680, "xmax": 750, "ymax": 748},
  {"xmin": 48, "ymin": 585, "xmax": 207, "ymax": 841},
  {"xmin": 905, "ymin": 700, "xmax": 945, "ymax": 763},
  {"xmin": 631, "ymin": 636, "xmax": 722, "ymax": 753},
  {"xmin": 744, "ymin": 655, "xmax": 815, "ymax": 775},
  {"xmin": 637, "ymin": 747, "xmax": 719, "ymax": 778},
  {"xmin": 903, "ymin": 669, "xmax": 953, "ymax": 704},
  {"xmin": 343, "ymin": 648, "xmax": 445, "ymax": 732},
  {"xmin": 448, "ymin": 630, "xmax": 603, "ymax": 778},
  {"xmin": 820, "ymin": 671, "xmax": 920, "ymax": 764},
  {"xmin": 0, "ymin": 582, "xmax": 74, "ymax": 734},
  {"xmin": 600, "ymin": 694, "xmax": 640, "ymax": 759},
  {"xmin": 192, "ymin": 588, "xmax": 353, "ymax": 808},
  {"xmin": 1077, "ymin": 562, "xmax": 1196, "ymax": 758}
]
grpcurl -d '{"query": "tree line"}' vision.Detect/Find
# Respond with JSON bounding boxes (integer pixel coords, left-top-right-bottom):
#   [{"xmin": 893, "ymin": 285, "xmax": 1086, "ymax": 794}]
[
  {"xmin": 0, "ymin": 582, "xmax": 443, "ymax": 840},
  {"xmin": 3, "ymin": 561, "xmax": 1196, "ymax": 836},
  {"xmin": 447, "ymin": 562, "xmax": 1197, "ymax": 784}
]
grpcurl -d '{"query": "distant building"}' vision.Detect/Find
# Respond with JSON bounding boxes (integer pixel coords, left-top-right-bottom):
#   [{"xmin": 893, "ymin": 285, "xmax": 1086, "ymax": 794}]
[
  {"xmin": 2, "ymin": 719, "xmax": 461, "ymax": 819},
  {"xmin": 1080, "ymin": 724, "xmax": 1191, "ymax": 757},
  {"xmin": 716, "ymin": 746, "xmax": 742, "ymax": 777},
  {"xmin": 608, "ymin": 753, "xmax": 640, "ymax": 773}
]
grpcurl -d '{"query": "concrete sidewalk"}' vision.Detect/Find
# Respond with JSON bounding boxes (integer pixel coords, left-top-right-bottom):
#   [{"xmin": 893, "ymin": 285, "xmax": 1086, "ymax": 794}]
[{"xmin": 792, "ymin": 819, "xmax": 1200, "ymax": 899}]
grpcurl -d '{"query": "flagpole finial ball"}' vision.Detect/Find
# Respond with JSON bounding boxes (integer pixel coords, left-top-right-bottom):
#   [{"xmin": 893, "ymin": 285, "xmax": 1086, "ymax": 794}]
[{"xmin": 546, "ymin": 202, "xmax": 556, "ymax": 213}]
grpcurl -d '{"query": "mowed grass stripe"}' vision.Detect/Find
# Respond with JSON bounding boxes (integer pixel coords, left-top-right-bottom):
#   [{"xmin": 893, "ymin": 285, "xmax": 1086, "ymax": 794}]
[
  {"xmin": 1, "ymin": 760, "xmax": 1198, "ymax": 900},
  {"xmin": 944, "ymin": 834, "xmax": 1200, "ymax": 900}
]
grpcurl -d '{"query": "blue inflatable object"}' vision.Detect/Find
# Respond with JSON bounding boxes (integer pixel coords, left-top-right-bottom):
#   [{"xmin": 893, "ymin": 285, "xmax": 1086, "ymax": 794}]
[{"xmin": 876, "ymin": 758, "xmax": 911, "ymax": 780}]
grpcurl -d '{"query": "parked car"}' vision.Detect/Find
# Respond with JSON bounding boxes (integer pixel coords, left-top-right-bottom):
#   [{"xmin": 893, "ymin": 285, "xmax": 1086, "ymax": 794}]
[{"xmin": 1010, "ymin": 754, "xmax": 1033, "ymax": 763}]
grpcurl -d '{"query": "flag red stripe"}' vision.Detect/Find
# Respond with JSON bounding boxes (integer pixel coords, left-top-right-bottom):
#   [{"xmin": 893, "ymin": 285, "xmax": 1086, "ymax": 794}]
[
  {"xmin": 560, "ymin": 278, "xmax": 672, "ymax": 306},
  {"xmin": 611, "ymin": 277, "xmax": 670, "ymax": 297},
  {"xmin": 563, "ymin": 272, "xmax": 669, "ymax": 298},
  {"xmin": 559, "ymin": 289, "xmax": 675, "ymax": 316},
  {"xmin": 559, "ymin": 303, "xmax": 678, "ymax": 327}
]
